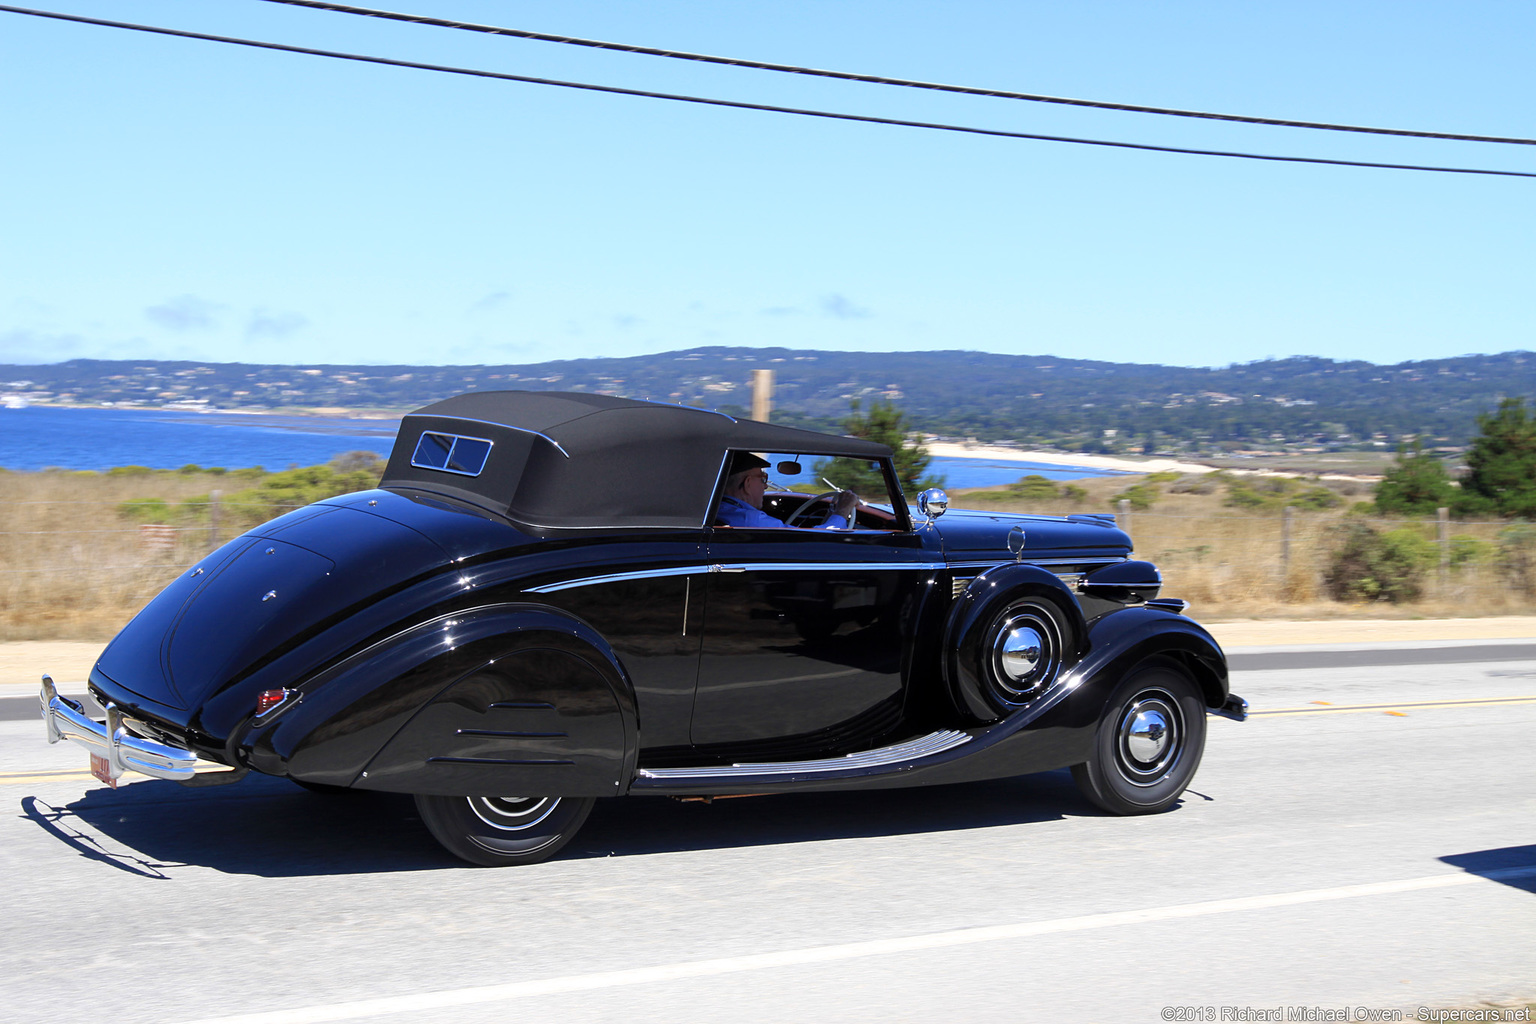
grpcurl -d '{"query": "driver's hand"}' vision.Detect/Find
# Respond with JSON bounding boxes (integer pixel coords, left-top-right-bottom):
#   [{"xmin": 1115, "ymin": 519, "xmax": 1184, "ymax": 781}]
[{"xmin": 833, "ymin": 490, "xmax": 859, "ymax": 518}]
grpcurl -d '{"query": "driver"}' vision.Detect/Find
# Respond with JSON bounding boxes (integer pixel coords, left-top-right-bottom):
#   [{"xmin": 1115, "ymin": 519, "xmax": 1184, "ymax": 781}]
[{"xmin": 717, "ymin": 452, "xmax": 858, "ymax": 529}]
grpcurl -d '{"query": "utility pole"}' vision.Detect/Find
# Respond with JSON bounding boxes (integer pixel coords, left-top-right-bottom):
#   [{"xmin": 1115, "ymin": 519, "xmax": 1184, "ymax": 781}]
[{"xmin": 751, "ymin": 369, "xmax": 774, "ymax": 422}]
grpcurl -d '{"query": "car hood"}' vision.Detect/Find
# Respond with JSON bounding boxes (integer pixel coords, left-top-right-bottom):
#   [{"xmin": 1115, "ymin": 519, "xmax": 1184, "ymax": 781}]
[{"xmin": 931, "ymin": 508, "xmax": 1131, "ymax": 561}]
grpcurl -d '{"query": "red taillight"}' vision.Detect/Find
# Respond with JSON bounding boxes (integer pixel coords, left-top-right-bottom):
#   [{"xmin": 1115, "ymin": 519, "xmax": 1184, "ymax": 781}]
[{"xmin": 255, "ymin": 689, "xmax": 289, "ymax": 716}]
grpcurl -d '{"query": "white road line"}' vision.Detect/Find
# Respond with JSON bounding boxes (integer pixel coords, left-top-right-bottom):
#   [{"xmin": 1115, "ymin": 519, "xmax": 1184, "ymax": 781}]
[{"xmin": 170, "ymin": 865, "xmax": 1536, "ymax": 1024}]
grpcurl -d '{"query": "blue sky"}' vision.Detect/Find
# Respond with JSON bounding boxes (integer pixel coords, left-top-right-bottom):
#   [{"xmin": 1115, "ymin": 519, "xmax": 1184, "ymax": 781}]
[{"xmin": 2, "ymin": 0, "xmax": 1532, "ymax": 370}]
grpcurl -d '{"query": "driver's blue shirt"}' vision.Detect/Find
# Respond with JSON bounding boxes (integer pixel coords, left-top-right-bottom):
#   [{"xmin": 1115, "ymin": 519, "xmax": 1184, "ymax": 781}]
[{"xmin": 717, "ymin": 496, "xmax": 848, "ymax": 530}]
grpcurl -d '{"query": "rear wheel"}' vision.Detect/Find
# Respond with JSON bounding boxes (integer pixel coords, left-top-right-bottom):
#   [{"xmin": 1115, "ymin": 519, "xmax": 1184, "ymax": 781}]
[
  {"xmin": 414, "ymin": 794, "xmax": 595, "ymax": 866},
  {"xmin": 1071, "ymin": 658, "xmax": 1206, "ymax": 815}
]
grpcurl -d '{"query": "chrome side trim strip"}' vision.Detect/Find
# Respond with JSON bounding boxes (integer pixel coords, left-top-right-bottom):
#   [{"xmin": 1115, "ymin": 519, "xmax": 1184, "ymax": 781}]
[
  {"xmin": 526, "ymin": 561, "xmax": 946, "ymax": 593},
  {"xmin": 635, "ymin": 729, "xmax": 971, "ymax": 780},
  {"xmin": 645, "ymin": 398, "xmax": 738, "ymax": 422},
  {"xmin": 947, "ymin": 557, "xmax": 1125, "ymax": 570},
  {"xmin": 525, "ymin": 565, "xmax": 710, "ymax": 593},
  {"xmin": 40, "ymin": 675, "xmax": 198, "ymax": 782}
]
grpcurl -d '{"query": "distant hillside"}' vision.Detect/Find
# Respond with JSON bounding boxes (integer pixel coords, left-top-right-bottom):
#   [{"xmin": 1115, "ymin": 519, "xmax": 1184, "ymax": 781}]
[{"xmin": 4, "ymin": 347, "xmax": 1534, "ymax": 454}]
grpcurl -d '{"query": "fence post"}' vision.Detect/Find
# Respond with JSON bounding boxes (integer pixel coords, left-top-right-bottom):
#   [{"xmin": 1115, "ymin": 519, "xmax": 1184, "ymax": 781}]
[
  {"xmin": 1281, "ymin": 505, "xmax": 1294, "ymax": 583},
  {"xmin": 1437, "ymin": 506, "xmax": 1450, "ymax": 586},
  {"xmin": 209, "ymin": 489, "xmax": 221, "ymax": 553},
  {"xmin": 1117, "ymin": 499, "xmax": 1132, "ymax": 547}
]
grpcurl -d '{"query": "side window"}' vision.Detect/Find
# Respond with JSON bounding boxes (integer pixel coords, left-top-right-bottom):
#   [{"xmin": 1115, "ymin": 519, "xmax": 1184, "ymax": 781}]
[{"xmin": 714, "ymin": 451, "xmax": 907, "ymax": 531}]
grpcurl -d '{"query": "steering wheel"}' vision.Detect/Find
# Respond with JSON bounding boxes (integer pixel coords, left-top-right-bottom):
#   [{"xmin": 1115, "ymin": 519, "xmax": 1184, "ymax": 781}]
[{"xmin": 785, "ymin": 490, "xmax": 858, "ymax": 528}]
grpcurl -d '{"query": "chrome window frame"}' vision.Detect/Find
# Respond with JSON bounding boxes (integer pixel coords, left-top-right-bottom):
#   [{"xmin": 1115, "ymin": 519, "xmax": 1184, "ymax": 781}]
[{"xmin": 410, "ymin": 431, "xmax": 496, "ymax": 477}]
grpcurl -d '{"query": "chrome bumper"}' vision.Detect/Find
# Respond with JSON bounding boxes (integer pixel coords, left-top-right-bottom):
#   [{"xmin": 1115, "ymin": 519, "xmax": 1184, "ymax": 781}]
[
  {"xmin": 40, "ymin": 674, "xmax": 199, "ymax": 782},
  {"xmin": 1210, "ymin": 693, "xmax": 1249, "ymax": 723}
]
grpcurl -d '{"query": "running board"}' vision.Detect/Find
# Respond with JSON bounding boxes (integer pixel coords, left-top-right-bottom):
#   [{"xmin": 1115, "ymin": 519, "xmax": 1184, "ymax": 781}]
[{"xmin": 635, "ymin": 729, "xmax": 972, "ymax": 781}]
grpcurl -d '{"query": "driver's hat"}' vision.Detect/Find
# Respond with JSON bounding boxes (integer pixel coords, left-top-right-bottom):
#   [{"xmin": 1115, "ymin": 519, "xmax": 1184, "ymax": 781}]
[{"xmin": 728, "ymin": 451, "xmax": 770, "ymax": 476}]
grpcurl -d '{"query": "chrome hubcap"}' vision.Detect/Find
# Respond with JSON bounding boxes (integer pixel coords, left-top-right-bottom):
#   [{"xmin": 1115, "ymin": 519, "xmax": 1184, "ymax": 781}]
[
  {"xmin": 468, "ymin": 795, "xmax": 560, "ymax": 832},
  {"xmin": 998, "ymin": 626, "xmax": 1043, "ymax": 680},
  {"xmin": 989, "ymin": 606, "xmax": 1061, "ymax": 701},
  {"xmin": 1114, "ymin": 690, "xmax": 1183, "ymax": 786}
]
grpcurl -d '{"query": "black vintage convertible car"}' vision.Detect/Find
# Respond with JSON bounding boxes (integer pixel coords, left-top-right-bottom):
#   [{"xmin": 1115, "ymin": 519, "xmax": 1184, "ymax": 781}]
[{"xmin": 43, "ymin": 391, "xmax": 1245, "ymax": 865}]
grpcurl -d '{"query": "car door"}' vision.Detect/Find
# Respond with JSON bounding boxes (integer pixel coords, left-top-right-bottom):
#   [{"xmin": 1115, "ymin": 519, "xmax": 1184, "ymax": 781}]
[{"xmin": 690, "ymin": 523, "xmax": 936, "ymax": 748}]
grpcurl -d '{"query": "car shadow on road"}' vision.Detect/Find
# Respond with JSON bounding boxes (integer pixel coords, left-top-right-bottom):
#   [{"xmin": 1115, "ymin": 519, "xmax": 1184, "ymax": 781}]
[
  {"xmin": 1440, "ymin": 844, "xmax": 1536, "ymax": 894},
  {"xmin": 569, "ymin": 771, "xmax": 1087, "ymax": 861},
  {"xmin": 21, "ymin": 769, "xmax": 1096, "ymax": 877}
]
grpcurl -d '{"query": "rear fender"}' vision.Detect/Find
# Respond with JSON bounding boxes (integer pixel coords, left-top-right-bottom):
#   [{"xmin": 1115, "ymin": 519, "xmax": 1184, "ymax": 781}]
[{"xmin": 245, "ymin": 604, "xmax": 637, "ymax": 796}]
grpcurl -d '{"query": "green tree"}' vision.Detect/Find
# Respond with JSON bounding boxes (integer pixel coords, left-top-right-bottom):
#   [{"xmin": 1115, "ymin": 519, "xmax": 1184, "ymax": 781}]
[
  {"xmin": 817, "ymin": 399, "xmax": 945, "ymax": 495},
  {"xmin": 1373, "ymin": 438, "xmax": 1458, "ymax": 515},
  {"xmin": 1458, "ymin": 397, "xmax": 1536, "ymax": 518}
]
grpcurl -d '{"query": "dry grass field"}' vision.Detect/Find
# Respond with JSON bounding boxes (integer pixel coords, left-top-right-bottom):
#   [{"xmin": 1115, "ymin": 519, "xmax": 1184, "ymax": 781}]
[
  {"xmin": 0, "ymin": 468, "xmax": 275, "ymax": 640},
  {"xmin": 956, "ymin": 471, "xmax": 1536, "ymax": 622},
  {"xmin": 1, "ymin": 466, "xmax": 1531, "ymax": 641}
]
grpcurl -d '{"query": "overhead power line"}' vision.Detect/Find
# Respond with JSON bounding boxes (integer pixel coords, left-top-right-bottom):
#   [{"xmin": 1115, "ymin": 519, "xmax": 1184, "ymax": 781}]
[
  {"xmin": 1, "ymin": 4, "xmax": 1532, "ymax": 179},
  {"xmin": 259, "ymin": 0, "xmax": 1536, "ymax": 149}
]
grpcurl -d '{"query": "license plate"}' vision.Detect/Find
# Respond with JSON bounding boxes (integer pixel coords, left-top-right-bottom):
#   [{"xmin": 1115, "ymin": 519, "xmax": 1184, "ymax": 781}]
[{"xmin": 89, "ymin": 753, "xmax": 118, "ymax": 789}]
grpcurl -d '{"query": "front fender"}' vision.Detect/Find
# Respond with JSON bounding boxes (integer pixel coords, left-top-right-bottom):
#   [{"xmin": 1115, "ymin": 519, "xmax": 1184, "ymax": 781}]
[
  {"xmin": 243, "ymin": 603, "xmax": 638, "ymax": 796},
  {"xmin": 1072, "ymin": 606, "xmax": 1229, "ymax": 710}
]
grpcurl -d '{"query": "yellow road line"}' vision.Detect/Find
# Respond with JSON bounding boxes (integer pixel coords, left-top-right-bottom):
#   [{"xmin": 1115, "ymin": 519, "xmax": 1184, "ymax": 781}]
[
  {"xmin": 1252, "ymin": 695, "xmax": 1536, "ymax": 717},
  {"xmin": 0, "ymin": 763, "xmax": 230, "ymax": 786},
  {"xmin": 0, "ymin": 771, "xmax": 100, "ymax": 785}
]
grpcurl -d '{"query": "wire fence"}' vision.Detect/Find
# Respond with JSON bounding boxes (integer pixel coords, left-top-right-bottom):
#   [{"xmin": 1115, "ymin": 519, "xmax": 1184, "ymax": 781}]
[{"xmin": 2, "ymin": 491, "xmax": 1533, "ymax": 640}]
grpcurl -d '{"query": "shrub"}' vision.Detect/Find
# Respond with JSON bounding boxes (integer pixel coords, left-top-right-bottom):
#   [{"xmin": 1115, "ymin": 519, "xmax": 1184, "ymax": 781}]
[
  {"xmin": 117, "ymin": 497, "xmax": 174, "ymax": 524},
  {"xmin": 1224, "ymin": 475, "xmax": 1294, "ymax": 510},
  {"xmin": 1169, "ymin": 474, "xmax": 1218, "ymax": 495},
  {"xmin": 1497, "ymin": 523, "xmax": 1536, "ymax": 595},
  {"xmin": 1111, "ymin": 482, "xmax": 1159, "ymax": 511},
  {"xmin": 1449, "ymin": 534, "xmax": 1493, "ymax": 570},
  {"xmin": 1009, "ymin": 474, "xmax": 1064, "ymax": 501},
  {"xmin": 1322, "ymin": 522, "xmax": 1435, "ymax": 603},
  {"xmin": 1293, "ymin": 486, "xmax": 1343, "ymax": 511},
  {"xmin": 222, "ymin": 460, "xmax": 385, "ymax": 527}
]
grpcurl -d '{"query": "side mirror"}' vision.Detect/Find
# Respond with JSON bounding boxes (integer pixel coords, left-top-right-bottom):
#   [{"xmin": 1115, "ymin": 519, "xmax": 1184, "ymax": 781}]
[{"xmin": 917, "ymin": 488, "xmax": 949, "ymax": 522}]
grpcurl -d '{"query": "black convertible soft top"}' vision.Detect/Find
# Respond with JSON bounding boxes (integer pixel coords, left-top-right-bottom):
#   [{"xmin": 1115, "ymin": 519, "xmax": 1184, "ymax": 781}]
[{"xmin": 381, "ymin": 391, "xmax": 893, "ymax": 531}]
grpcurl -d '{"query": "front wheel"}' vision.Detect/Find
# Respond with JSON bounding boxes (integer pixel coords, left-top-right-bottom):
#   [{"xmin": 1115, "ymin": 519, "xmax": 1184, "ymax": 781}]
[
  {"xmin": 414, "ymin": 794, "xmax": 595, "ymax": 866},
  {"xmin": 1071, "ymin": 658, "xmax": 1206, "ymax": 815}
]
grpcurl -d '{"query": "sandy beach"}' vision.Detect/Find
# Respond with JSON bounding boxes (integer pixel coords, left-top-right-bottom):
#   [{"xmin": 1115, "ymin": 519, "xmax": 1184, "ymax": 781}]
[{"xmin": 925, "ymin": 441, "xmax": 1215, "ymax": 476}]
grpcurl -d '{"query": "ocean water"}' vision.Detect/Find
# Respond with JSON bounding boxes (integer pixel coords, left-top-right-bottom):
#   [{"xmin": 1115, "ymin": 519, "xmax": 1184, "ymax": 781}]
[
  {"xmin": 0, "ymin": 406, "xmax": 1122, "ymax": 487},
  {"xmin": 0, "ymin": 406, "xmax": 397, "ymax": 473}
]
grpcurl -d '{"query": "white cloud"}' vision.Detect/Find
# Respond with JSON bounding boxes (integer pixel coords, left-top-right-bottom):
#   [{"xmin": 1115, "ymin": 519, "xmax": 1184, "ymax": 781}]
[
  {"xmin": 820, "ymin": 294, "xmax": 871, "ymax": 319},
  {"xmin": 146, "ymin": 295, "xmax": 222, "ymax": 332}
]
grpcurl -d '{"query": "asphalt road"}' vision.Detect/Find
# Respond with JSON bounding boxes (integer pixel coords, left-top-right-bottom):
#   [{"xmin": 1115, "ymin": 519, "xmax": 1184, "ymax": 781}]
[{"xmin": 3, "ymin": 644, "xmax": 1534, "ymax": 1024}]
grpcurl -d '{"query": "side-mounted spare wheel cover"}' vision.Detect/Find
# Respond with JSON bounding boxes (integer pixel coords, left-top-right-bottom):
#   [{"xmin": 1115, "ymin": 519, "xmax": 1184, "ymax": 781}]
[{"xmin": 944, "ymin": 564, "xmax": 1087, "ymax": 724}]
